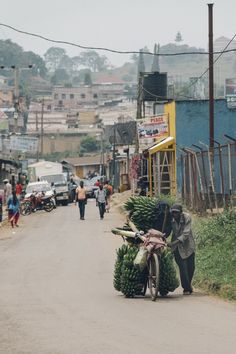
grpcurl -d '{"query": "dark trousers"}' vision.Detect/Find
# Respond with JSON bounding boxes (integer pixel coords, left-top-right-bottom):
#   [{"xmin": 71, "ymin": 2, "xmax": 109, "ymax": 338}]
[
  {"xmin": 174, "ymin": 249, "xmax": 195, "ymax": 292},
  {"xmin": 78, "ymin": 199, "xmax": 86, "ymax": 218},
  {"xmin": 98, "ymin": 202, "xmax": 106, "ymax": 218}
]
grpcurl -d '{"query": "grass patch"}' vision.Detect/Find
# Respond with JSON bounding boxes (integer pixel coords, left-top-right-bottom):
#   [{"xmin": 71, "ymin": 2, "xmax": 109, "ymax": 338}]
[{"xmin": 193, "ymin": 210, "xmax": 236, "ymax": 301}]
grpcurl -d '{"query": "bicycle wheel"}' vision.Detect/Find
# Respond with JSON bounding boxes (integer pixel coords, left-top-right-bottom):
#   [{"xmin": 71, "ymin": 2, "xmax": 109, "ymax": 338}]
[
  {"xmin": 44, "ymin": 200, "xmax": 54, "ymax": 212},
  {"xmin": 20, "ymin": 201, "xmax": 32, "ymax": 216},
  {"xmin": 141, "ymin": 277, "xmax": 148, "ymax": 296},
  {"xmin": 148, "ymin": 253, "xmax": 160, "ymax": 301}
]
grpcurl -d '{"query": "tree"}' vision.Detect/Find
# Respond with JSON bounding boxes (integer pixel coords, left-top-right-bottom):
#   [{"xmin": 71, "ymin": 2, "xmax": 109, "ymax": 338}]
[
  {"xmin": 138, "ymin": 49, "xmax": 145, "ymax": 74},
  {"xmin": 151, "ymin": 43, "xmax": 160, "ymax": 72},
  {"xmin": 78, "ymin": 50, "xmax": 109, "ymax": 72},
  {"xmin": 84, "ymin": 72, "xmax": 92, "ymax": 85},
  {"xmin": 58, "ymin": 55, "xmax": 73, "ymax": 74},
  {"xmin": 44, "ymin": 47, "xmax": 66, "ymax": 72},
  {"xmin": 71, "ymin": 56, "xmax": 81, "ymax": 72},
  {"xmin": 51, "ymin": 69, "xmax": 70, "ymax": 85},
  {"xmin": 72, "ymin": 69, "xmax": 93, "ymax": 85},
  {"xmin": 80, "ymin": 136, "xmax": 99, "ymax": 153},
  {"xmin": 0, "ymin": 39, "xmax": 23, "ymax": 68},
  {"xmin": 21, "ymin": 51, "xmax": 47, "ymax": 77}
]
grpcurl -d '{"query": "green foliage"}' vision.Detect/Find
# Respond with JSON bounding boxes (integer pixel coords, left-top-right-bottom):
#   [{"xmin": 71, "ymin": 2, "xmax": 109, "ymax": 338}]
[
  {"xmin": 44, "ymin": 47, "xmax": 66, "ymax": 72},
  {"xmin": 193, "ymin": 210, "xmax": 236, "ymax": 300},
  {"xmin": 51, "ymin": 68, "xmax": 70, "ymax": 85},
  {"xmin": 80, "ymin": 136, "xmax": 99, "ymax": 153},
  {"xmin": 84, "ymin": 72, "xmax": 92, "ymax": 85},
  {"xmin": 43, "ymin": 150, "xmax": 80, "ymax": 161},
  {"xmin": 78, "ymin": 50, "xmax": 109, "ymax": 72}
]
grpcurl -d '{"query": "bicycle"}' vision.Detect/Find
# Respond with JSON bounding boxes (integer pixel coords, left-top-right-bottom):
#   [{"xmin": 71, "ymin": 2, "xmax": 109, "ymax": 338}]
[{"xmin": 111, "ymin": 227, "xmax": 166, "ymax": 301}]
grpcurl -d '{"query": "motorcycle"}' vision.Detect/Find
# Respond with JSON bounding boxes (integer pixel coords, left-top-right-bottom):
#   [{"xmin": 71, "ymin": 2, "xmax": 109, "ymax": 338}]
[{"xmin": 20, "ymin": 192, "xmax": 55, "ymax": 215}]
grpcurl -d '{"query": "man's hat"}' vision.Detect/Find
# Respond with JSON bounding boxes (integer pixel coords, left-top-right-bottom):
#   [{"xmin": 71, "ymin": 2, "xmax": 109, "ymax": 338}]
[
  {"xmin": 3, "ymin": 179, "xmax": 9, "ymax": 183},
  {"xmin": 171, "ymin": 204, "xmax": 183, "ymax": 213}
]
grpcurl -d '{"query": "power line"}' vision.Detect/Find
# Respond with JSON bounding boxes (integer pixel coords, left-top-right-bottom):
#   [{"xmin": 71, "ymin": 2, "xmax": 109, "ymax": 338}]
[
  {"xmin": 176, "ymin": 33, "xmax": 236, "ymax": 99},
  {"xmin": 1, "ymin": 22, "xmax": 236, "ymax": 57},
  {"xmin": 138, "ymin": 32, "xmax": 236, "ymax": 101}
]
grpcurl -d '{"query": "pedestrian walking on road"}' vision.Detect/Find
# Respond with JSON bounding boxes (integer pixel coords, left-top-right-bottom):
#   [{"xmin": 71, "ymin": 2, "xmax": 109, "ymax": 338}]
[
  {"xmin": 168, "ymin": 204, "xmax": 195, "ymax": 295},
  {"xmin": 7, "ymin": 191, "xmax": 20, "ymax": 228},
  {"xmin": 104, "ymin": 180, "xmax": 113, "ymax": 213},
  {"xmin": 3, "ymin": 179, "xmax": 12, "ymax": 204},
  {"xmin": 76, "ymin": 181, "xmax": 87, "ymax": 220},
  {"xmin": 95, "ymin": 184, "xmax": 107, "ymax": 219},
  {"xmin": 15, "ymin": 181, "xmax": 23, "ymax": 199}
]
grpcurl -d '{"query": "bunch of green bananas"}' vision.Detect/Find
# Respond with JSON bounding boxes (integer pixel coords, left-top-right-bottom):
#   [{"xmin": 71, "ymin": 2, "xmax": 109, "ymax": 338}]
[
  {"xmin": 113, "ymin": 244, "xmax": 129, "ymax": 291},
  {"xmin": 159, "ymin": 249, "xmax": 180, "ymax": 296}
]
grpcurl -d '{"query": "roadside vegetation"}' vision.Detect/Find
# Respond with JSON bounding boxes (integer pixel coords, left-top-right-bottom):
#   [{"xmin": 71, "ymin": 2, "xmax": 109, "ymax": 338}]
[{"xmin": 193, "ymin": 210, "xmax": 236, "ymax": 301}]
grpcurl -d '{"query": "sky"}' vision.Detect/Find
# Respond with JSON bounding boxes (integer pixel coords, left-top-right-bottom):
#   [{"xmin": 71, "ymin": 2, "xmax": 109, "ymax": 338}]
[{"xmin": 0, "ymin": 0, "xmax": 235, "ymax": 67}]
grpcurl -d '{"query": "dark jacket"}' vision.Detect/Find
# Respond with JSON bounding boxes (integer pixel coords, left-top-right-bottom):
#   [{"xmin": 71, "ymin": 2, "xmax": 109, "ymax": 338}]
[{"xmin": 171, "ymin": 212, "xmax": 195, "ymax": 259}]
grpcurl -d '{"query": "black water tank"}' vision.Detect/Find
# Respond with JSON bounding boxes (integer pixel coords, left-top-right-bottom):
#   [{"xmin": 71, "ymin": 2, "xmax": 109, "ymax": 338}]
[{"xmin": 142, "ymin": 72, "xmax": 167, "ymax": 101}]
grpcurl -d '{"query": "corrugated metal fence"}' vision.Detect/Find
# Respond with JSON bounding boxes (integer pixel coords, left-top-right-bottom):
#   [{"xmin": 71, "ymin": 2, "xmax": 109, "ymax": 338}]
[{"xmin": 180, "ymin": 142, "xmax": 236, "ymax": 212}]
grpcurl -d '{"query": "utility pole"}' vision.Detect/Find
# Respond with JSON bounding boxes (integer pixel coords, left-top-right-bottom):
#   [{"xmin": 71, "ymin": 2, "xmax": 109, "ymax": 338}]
[
  {"xmin": 112, "ymin": 123, "xmax": 116, "ymax": 189},
  {"xmin": 208, "ymin": 3, "xmax": 214, "ymax": 149},
  {"xmin": 36, "ymin": 111, "xmax": 39, "ymax": 132},
  {"xmin": 41, "ymin": 98, "xmax": 44, "ymax": 156},
  {"xmin": 13, "ymin": 67, "xmax": 20, "ymax": 134}
]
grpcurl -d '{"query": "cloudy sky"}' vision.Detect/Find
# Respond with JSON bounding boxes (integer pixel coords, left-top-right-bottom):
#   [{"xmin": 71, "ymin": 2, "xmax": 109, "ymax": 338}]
[{"xmin": 0, "ymin": 0, "xmax": 235, "ymax": 66}]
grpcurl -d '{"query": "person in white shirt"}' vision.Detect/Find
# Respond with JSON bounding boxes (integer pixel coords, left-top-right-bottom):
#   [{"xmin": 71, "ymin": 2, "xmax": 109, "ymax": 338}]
[
  {"xmin": 3, "ymin": 179, "xmax": 12, "ymax": 204},
  {"xmin": 95, "ymin": 184, "xmax": 107, "ymax": 219}
]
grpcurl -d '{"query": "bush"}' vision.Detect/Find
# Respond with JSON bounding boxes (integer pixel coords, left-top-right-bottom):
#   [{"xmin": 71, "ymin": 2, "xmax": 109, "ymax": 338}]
[{"xmin": 193, "ymin": 210, "xmax": 236, "ymax": 301}]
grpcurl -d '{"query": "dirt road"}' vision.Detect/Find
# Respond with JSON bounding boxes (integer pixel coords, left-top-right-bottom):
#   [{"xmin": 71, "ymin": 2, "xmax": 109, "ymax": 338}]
[{"xmin": 0, "ymin": 200, "xmax": 235, "ymax": 354}]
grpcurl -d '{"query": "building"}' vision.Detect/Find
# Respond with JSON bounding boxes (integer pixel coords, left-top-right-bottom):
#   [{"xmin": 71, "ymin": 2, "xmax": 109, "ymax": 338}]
[
  {"xmin": 61, "ymin": 155, "xmax": 102, "ymax": 178},
  {"xmin": 0, "ymin": 85, "xmax": 14, "ymax": 108},
  {"xmin": 52, "ymin": 83, "xmax": 125, "ymax": 110}
]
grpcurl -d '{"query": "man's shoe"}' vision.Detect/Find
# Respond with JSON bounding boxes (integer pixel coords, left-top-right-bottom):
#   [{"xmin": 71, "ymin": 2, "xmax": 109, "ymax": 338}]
[{"xmin": 183, "ymin": 290, "xmax": 192, "ymax": 295}]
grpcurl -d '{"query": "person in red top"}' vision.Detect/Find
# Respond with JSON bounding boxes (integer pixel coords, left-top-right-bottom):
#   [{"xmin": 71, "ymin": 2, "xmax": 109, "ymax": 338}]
[
  {"xmin": 15, "ymin": 181, "xmax": 23, "ymax": 198},
  {"xmin": 95, "ymin": 179, "xmax": 100, "ymax": 187}
]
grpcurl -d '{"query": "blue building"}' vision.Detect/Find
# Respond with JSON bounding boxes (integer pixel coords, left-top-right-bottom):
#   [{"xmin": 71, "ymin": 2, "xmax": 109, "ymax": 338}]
[{"xmin": 175, "ymin": 99, "xmax": 236, "ymax": 194}]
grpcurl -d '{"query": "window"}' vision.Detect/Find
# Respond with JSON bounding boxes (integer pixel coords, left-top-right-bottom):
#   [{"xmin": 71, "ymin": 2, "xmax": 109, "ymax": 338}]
[
  {"xmin": 81, "ymin": 94, "xmax": 86, "ymax": 99},
  {"xmin": 70, "ymin": 94, "xmax": 74, "ymax": 100},
  {"xmin": 93, "ymin": 93, "xmax": 98, "ymax": 99},
  {"xmin": 54, "ymin": 94, "xmax": 58, "ymax": 99},
  {"xmin": 58, "ymin": 100, "xmax": 63, "ymax": 106},
  {"xmin": 62, "ymin": 94, "xmax": 66, "ymax": 99}
]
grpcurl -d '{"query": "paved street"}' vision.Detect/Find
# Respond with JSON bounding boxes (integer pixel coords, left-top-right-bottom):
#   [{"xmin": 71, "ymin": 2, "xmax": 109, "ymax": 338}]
[{"xmin": 0, "ymin": 200, "xmax": 235, "ymax": 354}]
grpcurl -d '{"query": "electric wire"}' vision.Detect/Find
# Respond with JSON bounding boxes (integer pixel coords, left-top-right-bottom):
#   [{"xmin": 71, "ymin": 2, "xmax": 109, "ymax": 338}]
[
  {"xmin": 176, "ymin": 33, "xmax": 236, "ymax": 99},
  {"xmin": 1, "ymin": 22, "xmax": 236, "ymax": 57},
  {"xmin": 1, "ymin": 22, "xmax": 236, "ymax": 102},
  {"xmin": 137, "ymin": 33, "xmax": 236, "ymax": 101}
]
